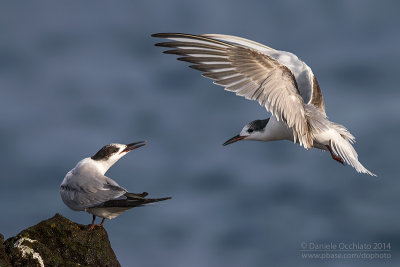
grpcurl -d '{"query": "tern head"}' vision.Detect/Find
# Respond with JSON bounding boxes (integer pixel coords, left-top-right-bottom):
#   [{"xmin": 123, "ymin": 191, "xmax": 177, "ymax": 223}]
[
  {"xmin": 90, "ymin": 141, "xmax": 146, "ymax": 172},
  {"xmin": 223, "ymin": 118, "xmax": 270, "ymax": 146}
]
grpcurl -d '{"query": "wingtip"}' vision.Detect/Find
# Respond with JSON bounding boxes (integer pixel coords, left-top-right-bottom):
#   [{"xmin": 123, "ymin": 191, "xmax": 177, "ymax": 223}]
[
  {"xmin": 163, "ymin": 50, "xmax": 176, "ymax": 54},
  {"xmin": 177, "ymin": 57, "xmax": 190, "ymax": 62},
  {"xmin": 151, "ymin": 33, "xmax": 180, "ymax": 38},
  {"xmin": 188, "ymin": 65, "xmax": 200, "ymax": 71},
  {"xmin": 150, "ymin": 196, "xmax": 172, "ymax": 203}
]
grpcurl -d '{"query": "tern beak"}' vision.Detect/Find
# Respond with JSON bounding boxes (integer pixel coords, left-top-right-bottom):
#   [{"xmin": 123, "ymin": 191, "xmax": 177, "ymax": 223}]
[
  {"xmin": 121, "ymin": 141, "xmax": 147, "ymax": 153},
  {"xmin": 222, "ymin": 135, "xmax": 246, "ymax": 146}
]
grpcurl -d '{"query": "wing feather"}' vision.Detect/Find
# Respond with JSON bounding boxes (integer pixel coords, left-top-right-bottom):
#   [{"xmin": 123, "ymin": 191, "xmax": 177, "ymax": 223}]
[
  {"xmin": 201, "ymin": 33, "xmax": 326, "ymax": 113},
  {"xmin": 310, "ymin": 75, "xmax": 325, "ymax": 112},
  {"xmin": 60, "ymin": 173, "xmax": 127, "ymax": 211},
  {"xmin": 153, "ymin": 33, "xmax": 313, "ymax": 147}
]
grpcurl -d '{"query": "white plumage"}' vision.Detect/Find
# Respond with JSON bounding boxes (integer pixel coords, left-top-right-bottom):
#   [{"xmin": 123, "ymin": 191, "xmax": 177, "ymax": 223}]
[
  {"xmin": 60, "ymin": 142, "xmax": 171, "ymax": 229},
  {"xmin": 153, "ymin": 33, "xmax": 376, "ymax": 176}
]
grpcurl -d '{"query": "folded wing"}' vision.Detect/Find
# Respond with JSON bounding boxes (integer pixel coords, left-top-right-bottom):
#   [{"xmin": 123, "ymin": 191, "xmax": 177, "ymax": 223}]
[{"xmin": 60, "ymin": 173, "xmax": 127, "ymax": 211}]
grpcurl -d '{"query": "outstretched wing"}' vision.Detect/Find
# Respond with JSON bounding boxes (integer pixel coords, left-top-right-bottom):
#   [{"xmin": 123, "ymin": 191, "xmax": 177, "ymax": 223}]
[
  {"xmin": 202, "ymin": 33, "xmax": 325, "ymax": 113},
  {"xmin": 153, "ymin": 33, "xmax": 313, "ymax": 148}
]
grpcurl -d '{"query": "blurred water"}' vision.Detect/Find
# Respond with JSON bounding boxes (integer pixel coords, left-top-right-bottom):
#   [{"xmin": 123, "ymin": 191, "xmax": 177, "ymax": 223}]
[{"xmin": 0, "ymin": 1, "xmax": 399, "ymax": 266}]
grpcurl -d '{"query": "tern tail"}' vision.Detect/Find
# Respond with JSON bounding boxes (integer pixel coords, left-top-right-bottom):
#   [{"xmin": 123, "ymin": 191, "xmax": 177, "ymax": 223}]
[
  {"xmin": 125, "ymin": 192, "xmax": 149, "ymax": 199},
  {"xmin": 101, "ymin": 194, "xmax": 171, "ymax": 208},
  {"xmin": 329, "ymin": 135, "xmax": 376, "ymax": 176}
]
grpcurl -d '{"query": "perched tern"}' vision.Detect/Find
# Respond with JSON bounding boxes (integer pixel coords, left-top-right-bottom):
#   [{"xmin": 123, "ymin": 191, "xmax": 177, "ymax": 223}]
[
  {"xmin": 153, "ymin": 33, "xmax": 376, "ymax": 176},
  {"xmin": 60, "ymin": 141, "xmax": 171, "ymax": 229}
]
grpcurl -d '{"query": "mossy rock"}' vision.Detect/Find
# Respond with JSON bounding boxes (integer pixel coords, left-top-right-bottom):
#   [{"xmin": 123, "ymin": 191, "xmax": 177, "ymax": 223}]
[
  {"xmin": 3, "ymin": 214, "xmax": 120, "ymax": 267},
  {"xmin": 0, "ymin": 233, "xmax": 11, "ymax": 267}
]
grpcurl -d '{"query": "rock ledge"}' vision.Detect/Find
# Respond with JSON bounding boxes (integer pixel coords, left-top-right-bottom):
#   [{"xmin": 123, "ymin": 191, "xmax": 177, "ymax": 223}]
[{"xmin": 1, "ymin": 214, "xmax": 120, "ymax": 267}]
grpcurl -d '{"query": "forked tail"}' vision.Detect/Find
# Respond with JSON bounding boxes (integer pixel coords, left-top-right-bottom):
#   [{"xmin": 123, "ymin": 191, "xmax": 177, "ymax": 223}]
[
  {"xmin": 102, "ymin": 193, "xmax": 171, "ymax": 208},
  {"xmin": 330, "ymin": 136, "xmax": 376, "ymax": 176}
]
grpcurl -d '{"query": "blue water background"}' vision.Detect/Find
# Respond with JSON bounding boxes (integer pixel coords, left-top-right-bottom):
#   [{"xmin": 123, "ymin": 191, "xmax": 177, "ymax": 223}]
[{"xmin": 0, "ymin": 1, "xmax": 399, "ymax": 266}]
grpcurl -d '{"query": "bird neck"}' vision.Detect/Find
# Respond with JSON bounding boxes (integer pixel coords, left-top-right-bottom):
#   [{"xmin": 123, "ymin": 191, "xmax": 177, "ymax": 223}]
[
  {"xmin": 261, "ymin": 117, "xmax": 293, "ymax": 142},
  {"xmin": 74, "ymin": 157, "xmax": 117, "ymax": 176}
]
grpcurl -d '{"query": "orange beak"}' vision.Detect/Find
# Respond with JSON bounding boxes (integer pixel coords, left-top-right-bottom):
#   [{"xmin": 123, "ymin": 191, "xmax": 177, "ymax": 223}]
[{"xmin": 222, "ymin": 135, "xmax": 246, "ymax": 146}]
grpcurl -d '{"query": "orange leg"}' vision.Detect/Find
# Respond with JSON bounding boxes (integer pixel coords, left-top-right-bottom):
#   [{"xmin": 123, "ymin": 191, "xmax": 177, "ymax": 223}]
[
  {"xmin": 98, "ymin": 218, "xmax": 105, "ymax": 227},
  {"xmin": 89, "ymin": 215, "xmax": 96, "ymax": 230},
  {"xmin": 326, "ymin": 145, "xmax": 344, "ymax": 165},
  {"xmin": 89, "ymin": 216, "xmax": 105, "ymax": 229}
]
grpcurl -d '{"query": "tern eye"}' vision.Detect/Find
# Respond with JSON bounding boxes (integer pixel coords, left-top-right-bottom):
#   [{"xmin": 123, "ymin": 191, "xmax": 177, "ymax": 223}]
[{"xmin": 248, "ymin": 129, "xmax": 254, "ymax": 133}]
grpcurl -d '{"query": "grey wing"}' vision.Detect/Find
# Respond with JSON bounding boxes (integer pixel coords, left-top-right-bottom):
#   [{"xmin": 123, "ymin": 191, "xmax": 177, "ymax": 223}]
[
  {"xmin": 202, "ymin": 33, "xmax": 326, "ymax": 113},
  {"xmin": 60, "ymin": 172, "xmax": 127, "ymax": 211},
  {"xmin": 308, "ymin": 75, "xmax": 325, "ymax": 112},
  {"xmin": 153, "ymin": 33, "xmax": 313, "ymax": 148}
]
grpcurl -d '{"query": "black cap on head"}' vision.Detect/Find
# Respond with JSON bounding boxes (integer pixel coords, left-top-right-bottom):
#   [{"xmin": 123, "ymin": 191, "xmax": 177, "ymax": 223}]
[
  {"xmin": 91, "ymin": 144, "xmax": 119, "ymax": 161},
  {"xmin": 248, "ymin": 118, "xmax": 270, "ymax": 132}
]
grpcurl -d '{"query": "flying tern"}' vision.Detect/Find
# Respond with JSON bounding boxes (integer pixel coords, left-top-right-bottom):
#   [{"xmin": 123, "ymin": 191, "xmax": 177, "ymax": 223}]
[
  {"xmin": 60, "ymin": 141, "xmax": 171, "ymax": 229},
  {"xmin": 152, "ymin": 33, "xmax": 375, "ymax": 176}
]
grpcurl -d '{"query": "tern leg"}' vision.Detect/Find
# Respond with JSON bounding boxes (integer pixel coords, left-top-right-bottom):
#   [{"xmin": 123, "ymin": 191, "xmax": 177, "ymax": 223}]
[
  {"xmin": 326, "ymin": 145, "xmax": 344, "ymax": 165},
  {"xmin": 89, "ymin": 215, "xmax": 96, "ymax": 230},
  {"xmin": 97, "ymin": 218, "xmax": 106, "ymax": 227}
]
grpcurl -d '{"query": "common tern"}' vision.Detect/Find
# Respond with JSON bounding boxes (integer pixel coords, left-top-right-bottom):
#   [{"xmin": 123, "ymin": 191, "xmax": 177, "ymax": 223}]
[
  {"xmin": 60, "ymin": 141, "xmax": 171, "ymax": 229},
  {"xmin": 153, "ymin": 33, "xmax": 375, "ymax": 176}
]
